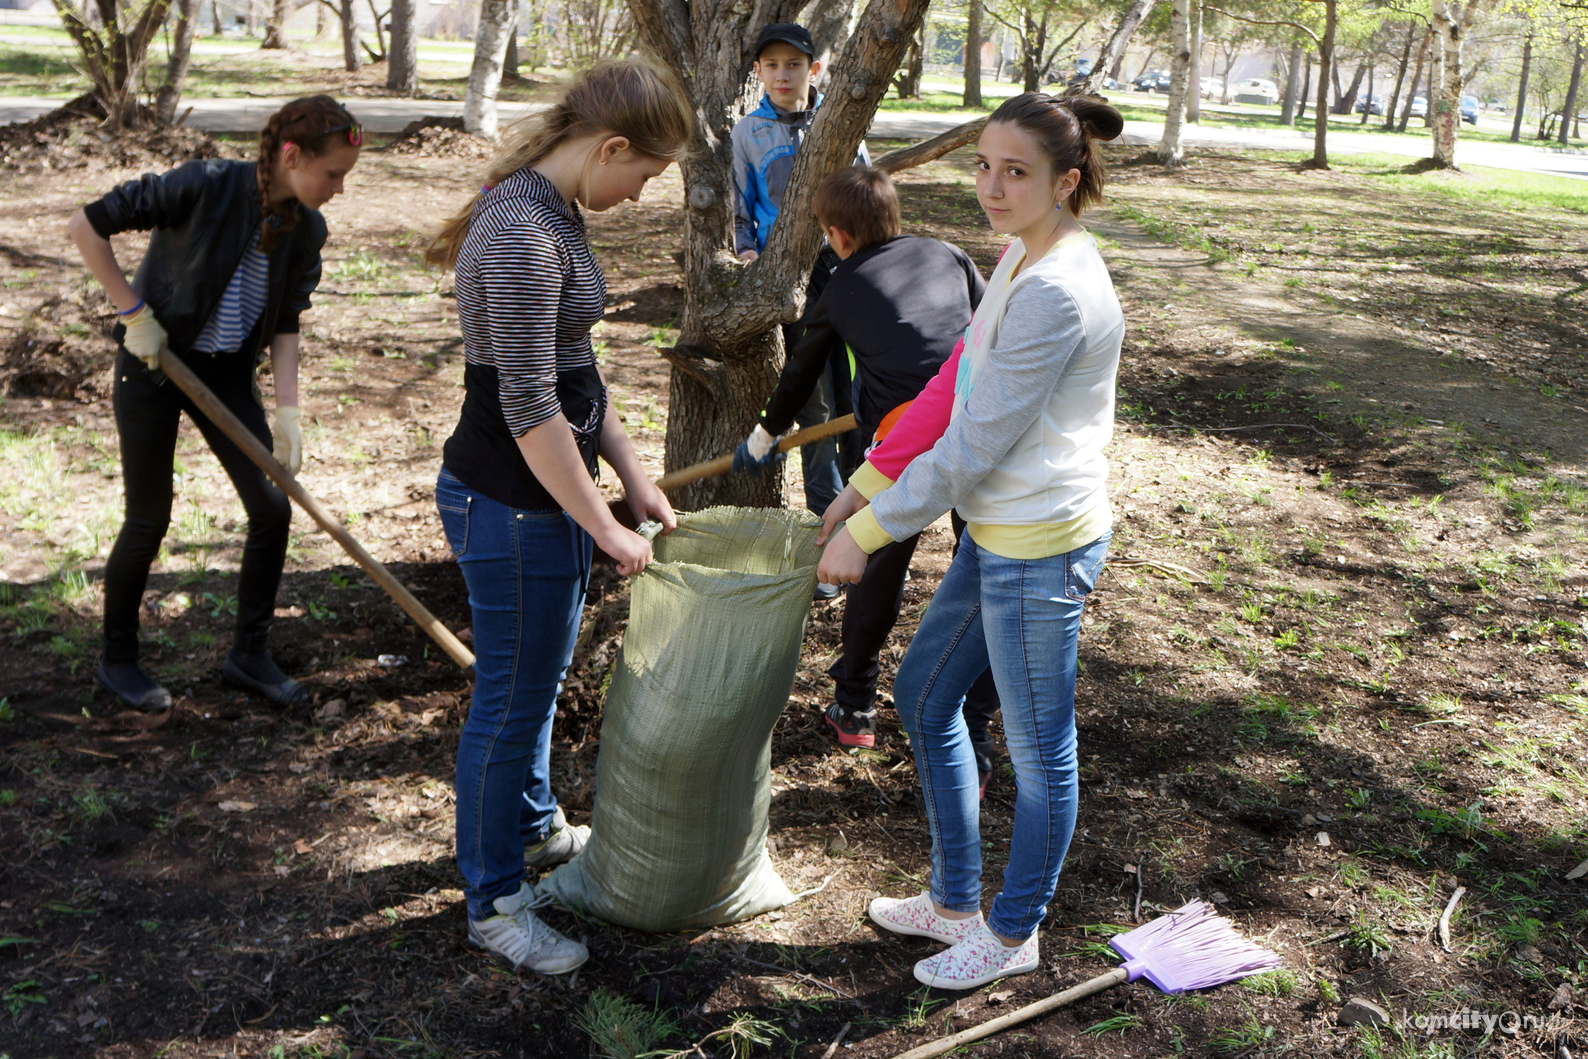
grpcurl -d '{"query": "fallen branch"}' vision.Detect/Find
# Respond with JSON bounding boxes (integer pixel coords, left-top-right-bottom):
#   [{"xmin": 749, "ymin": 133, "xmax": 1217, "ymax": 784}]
[
  {"xmin": 1438, "ymin": 885, "xmax": 1466, "ymax": 953},
  {"xmin": 874, "ymin": 117, "xmax": 987, "ymax": 173},
  {"xmin": 791, "ymin": 867, "xmax": 844, "ymax": 901},
  {"xmin": 821, "ymin": 1022, "xmax": 852, "ymax": 1059},
  {"xmin": 733, "ymin": 953, "xmax": 856, "ymax": 1000},
  {"xmin": 1165, "ymin": 419, "xmax": 1334, "ymax": 440},
  {"xmin": 1106, "ymin": 554, "xmax": 1209, "ymax": 585}
]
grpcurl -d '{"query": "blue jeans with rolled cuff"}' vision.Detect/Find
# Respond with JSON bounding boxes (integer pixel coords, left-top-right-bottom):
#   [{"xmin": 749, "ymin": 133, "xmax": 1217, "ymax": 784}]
[
  {"xmin": 435, "ymin": 467, "xmax": 592, "ymax": 922},
  {"xmin": 892, "ymin": 529, "xmax": 1109, "ymax": 941}
]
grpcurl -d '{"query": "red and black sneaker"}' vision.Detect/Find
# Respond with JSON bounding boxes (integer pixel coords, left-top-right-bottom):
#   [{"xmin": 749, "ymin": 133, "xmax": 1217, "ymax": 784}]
[
  {"xmin": 824, "ymin": 702, "xmax": 876, "ymax": 748},
  {"xmin": 973, "ymin": 745, "xmax": 994, "ymax": 801}
]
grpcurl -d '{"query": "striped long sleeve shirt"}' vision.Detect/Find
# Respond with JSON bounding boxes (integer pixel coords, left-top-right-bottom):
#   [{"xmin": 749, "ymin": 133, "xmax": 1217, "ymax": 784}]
[{"xmin": 442, "ymin": 167, "xmax": 610, "ymax": 510}]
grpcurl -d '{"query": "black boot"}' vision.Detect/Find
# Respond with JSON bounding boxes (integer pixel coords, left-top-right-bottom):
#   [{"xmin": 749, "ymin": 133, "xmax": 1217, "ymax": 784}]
[
  {"xmin": 98, "ymin": 658, "xmax": 173, "ymax": 712},
  {"xmin": 222, "ymin": 648, "xmax": 306, "ymax": 707}
]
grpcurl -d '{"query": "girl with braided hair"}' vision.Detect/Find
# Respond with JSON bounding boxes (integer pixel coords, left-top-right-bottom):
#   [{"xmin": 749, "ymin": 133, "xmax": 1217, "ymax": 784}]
[
  {"xmin": 67, "ymin": 94, "xmax": 362, "ymax": 711},
  {"xmin": 425, "ymin": 59, "xmax": 689, "ymax": 975}
]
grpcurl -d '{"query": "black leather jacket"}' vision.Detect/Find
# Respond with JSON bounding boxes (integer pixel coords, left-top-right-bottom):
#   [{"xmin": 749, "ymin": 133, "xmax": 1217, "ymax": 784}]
[{"xmin": 84, "ymin": 158, "xmax": 325, "ymax": 362}]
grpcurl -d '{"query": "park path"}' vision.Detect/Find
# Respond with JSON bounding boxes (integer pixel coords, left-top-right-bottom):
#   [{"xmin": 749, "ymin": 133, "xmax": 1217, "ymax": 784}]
[
  {"xmin": 2, "ymin": 92, "xmax": 1586, "ymax": 179},
  {"xmin": 1089, "ymin": 210, "xmax": 1588, "ymax": 473}
]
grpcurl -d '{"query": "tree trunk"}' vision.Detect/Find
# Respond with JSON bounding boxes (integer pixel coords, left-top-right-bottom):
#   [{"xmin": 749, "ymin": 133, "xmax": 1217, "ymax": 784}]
[
  {"xmin": 1186, "ymin": 0, "xmax": 1200, "ymax": 122},
  {"xmin": 316, "ymin": 0, "xmax": 327, "ymax": 36},
  {"xmin": 1385, "ymin": 21, "xmax": 1413, "ymax": 130},
  {"xmin": 387, "ymin": 0, "xmax": 416, "ymax": 91},
  {"xmin": 211, "ymin": 0, "xmax": 223, "ymax": 35},
  {"xmin": 156, "ymin": 0, "xmax": 199, "ymax": 122},
  {"xmin": 1431, "ymin": 0, "xmax": 1491, "ymax": 164},
  {"xmin": 246, "ymin": 0, "xmax": 258, "ymax": 35},
  {"xmin": 963, "ymin": 0, "xmax": 981, "ymax": 106},
  {"xmin": 1280, "ymin": 39, "xmax": 1302, "ymax": 124},
  {"xmin": 504, "ymin": 11, "xmax": 520, "ymax": 78},
  {"xmin": 364, "ymin": 0, "xmax": 387, "ymax": 58},
  {"xmin": 1078, "ymin": 0, "xmax": 1153, "ymax": 96},
  {"xmin": 1297, "ymin": 53, "xmax": 1310, "ymax": 119},
  {"xmin": 1510, "ymin": 29, "xmax": 1530, "ymax": 143},
  {"xmin": 801, "ymin": 0, "xmax": 858, "ymax": 68},
  {"xmin": 895, "ymin": 15, "xmax": 924, "ymax": 98},
  {"xmin": 463, "ymin": 0, "xmax": 513, "ymax": 136},
  {"xmin": 1334, "ymin": 61, "xmax": 1365, "ymax": 114},
  {"xmin": 337, "ymin": 0, "xmax": 361, "ymax": 69},
  {"xmin": 626, "ymin": 0, "xmax": 932, "ymax": 509},
  {"xmin": 1360, "ymin": 63, "xmax": 1372, "ymax": 124},
  {"xmin": 1398, "ymin": 25, "xmax": 1429, "ymax": 132},
  {"xmin": 1158, "ymin": 0, "xmax": 1188, "ymax": 164},
  {"xmin": 1560, "ymin": 37, "xmax": 1584, "ymax": 147},
  {"xmin": 52, "ymin": 0, "xmax": 175, "ymax": 129},
  {"xmin": 1305, "ymin": 0, "xmax": 1335, "ymax": 169},
  {"xmin": 1133, "ymin": 46, "xmax": 1155, "ymax": 81},
  {"xmin": 261, "ymin": 0, "xmax": 295, "ymax": 47}
]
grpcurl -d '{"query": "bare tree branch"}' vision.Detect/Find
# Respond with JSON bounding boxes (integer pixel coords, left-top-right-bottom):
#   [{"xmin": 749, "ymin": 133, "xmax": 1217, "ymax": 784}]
[{"xmin": 874, "ymin": 116, "xmax": 988, "ymax": 172}]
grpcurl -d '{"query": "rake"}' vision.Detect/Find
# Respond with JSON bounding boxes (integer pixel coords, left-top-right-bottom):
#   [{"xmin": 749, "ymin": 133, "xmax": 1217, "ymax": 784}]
[{"xmin": 891, "ymin": 900, "xmax": 1282, "ymax": 1059}]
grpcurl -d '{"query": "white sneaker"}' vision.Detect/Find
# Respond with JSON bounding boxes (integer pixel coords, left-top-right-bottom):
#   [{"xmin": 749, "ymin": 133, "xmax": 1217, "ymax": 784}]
[
  {"xmin": 523, "ymin": 806, "xmax": 590, "ymax": 871},
  {"xmin": 868, "ymin": 891, "xmax": 984, "ymax": 944},
  {"xmin": 913, "ymin": 923, "xmax": 1040, "ymax": 990},
  {"xmin": 466, "ymin": 883, "xmax": 588, "ymax": 974}
]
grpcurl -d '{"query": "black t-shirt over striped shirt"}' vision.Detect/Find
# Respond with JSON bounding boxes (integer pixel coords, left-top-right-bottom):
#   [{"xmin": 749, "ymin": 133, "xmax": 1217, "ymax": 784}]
[{"xmin": 442, "ymin": 167, "xmax": 608, "ymax": 510}]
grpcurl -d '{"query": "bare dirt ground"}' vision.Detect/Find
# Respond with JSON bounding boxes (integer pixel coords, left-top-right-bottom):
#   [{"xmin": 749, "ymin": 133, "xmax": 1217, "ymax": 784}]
[{"xmin": 1, "ymin": 126, "xmax": 1586, "ymax": 1059}]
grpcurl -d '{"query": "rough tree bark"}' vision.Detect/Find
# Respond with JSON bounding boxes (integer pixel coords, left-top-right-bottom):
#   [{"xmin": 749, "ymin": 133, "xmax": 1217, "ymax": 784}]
[
  {"xmin": 1430, "ymin": 0, "xmax": 1489, "ymax": 166},
  {"xmin": 463, "ymin": 0, "xmax": 515, "ymax": 137},
  {"xmin": 625, "ymin": 0, "xmax": 932, "ymax": 509},
  {"xmin": 504, "ymin": 12, "xmax": 520, "ymax": 79},
  {"xmin": 333, "ymin": 0, "xmax": 362, "ymax": 70},
  {"xmin": 387, "ymin": 0, "xmax": 417, "ymax": 92},
  {"xmin": 1333, "ymin": 61, "xmax": 1364, "ymax": 114},
  {"xmin": 1359, "ymin": 63, "xmax": 1372, "ymax": 124},
  {"xmin": 1510, "ymin": 27, "xmax": 1530, "ymax": 143},
  {"xmin": 1158, "ymin": 0, "xmax": 1189, "ymax": 164},
  {"xmin": 1304, "ymin": 0, "xmax": 1336, "ymax": 169},
  {"xmin": 963, "ymin": 0, "xmax": 982, "ymax": 106},
  {"xmin": 155, "ymin": 0, "xmax": 198, "ymax": 123},
  {"xmin": 1186, "ymin": 0, "xmax": 1200, "ymax": 122},
  {"xmin": 1560, "ymin": 37, "xmax": 1584, "ymax": 147},
  {"xmin": 1280, "ymin": 39, "xmax": 1302, "ymax": 124},
  {"xmin": 802, "ymin": 0, "xmax": 859, "ymax": 68},
  {"xmin": 1078, "ymin": 0, "xmax": 1154, "ymax": 97},
  {"xmin": 894, "ymin": 16, "xmax": 925, "ymax": 98}
]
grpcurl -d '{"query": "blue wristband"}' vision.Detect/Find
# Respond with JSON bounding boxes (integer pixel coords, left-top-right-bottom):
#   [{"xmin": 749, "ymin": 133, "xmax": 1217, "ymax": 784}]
[{"xmin": 118, "ymin": 299, "xmax": 144, "ymax": 317}]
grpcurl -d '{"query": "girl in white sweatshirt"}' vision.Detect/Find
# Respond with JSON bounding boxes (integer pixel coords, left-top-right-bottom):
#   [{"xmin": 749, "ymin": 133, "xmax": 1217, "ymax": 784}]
[{"xmin": 816, "ymin": 93, "xmax": 1125, "ymax": 990}]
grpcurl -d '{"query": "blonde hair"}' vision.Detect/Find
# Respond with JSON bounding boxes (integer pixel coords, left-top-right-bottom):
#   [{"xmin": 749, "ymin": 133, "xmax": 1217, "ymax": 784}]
[{"xmin": 425, "ymin": 59, "xmax": 692, "ymax": 270}]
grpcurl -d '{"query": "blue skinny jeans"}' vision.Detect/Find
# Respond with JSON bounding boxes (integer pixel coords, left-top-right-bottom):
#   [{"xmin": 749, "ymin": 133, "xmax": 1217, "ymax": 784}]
[
  {"xmin": 893, "ymin": 529, "xmax": 1109, "ymax": 940},
  {"xmin": 436, "ymin": 467, "xmax": 592, "ymax": 922}
]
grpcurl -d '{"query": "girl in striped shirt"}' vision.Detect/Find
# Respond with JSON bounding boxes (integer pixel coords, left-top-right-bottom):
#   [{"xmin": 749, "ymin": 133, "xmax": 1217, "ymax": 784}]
[
  {"xmin": 425, "ymin": 60, "xmax": 691, "ymax": 975},
  {"xmin": 67, "ymin": 96, "xmax": 362, "ymax": 712}
]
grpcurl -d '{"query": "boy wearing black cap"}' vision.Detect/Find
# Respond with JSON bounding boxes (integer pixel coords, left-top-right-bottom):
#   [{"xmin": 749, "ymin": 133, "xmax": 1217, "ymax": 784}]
[{"xmin": 733, "ymin": 22, "xmax": 867, "ymax": 540}]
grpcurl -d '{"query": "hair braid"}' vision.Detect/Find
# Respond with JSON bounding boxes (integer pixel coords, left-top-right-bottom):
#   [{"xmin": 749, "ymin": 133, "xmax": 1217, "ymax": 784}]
[{"xmin": 256, "ymin": 94, "xmax": 360, "ymax": 252}]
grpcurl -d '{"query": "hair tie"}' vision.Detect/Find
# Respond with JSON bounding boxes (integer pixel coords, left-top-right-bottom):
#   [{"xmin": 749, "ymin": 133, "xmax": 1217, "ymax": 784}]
[
  {"xmin": 118, "ymin": 299, "xmax": 144, "ymax": 316},
  {"xmin": 281, "ymin": 142, "xmax": 293, "ymax": 152}
]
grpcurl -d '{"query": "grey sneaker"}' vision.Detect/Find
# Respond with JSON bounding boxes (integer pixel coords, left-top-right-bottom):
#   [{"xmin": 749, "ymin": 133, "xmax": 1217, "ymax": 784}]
[
  {"xmin": 524, "ymin": 805, "xmax": 590, "ymax": 871},
  {"xmin": 466, "ymin": 883, "xmax": 588, "ymax": 974}
]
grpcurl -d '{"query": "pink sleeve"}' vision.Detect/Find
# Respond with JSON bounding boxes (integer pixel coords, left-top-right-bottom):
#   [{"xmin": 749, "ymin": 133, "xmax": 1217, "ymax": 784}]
[{"xmin": 865, "ymin": 338, "xmax": 961, "ymax": 480}]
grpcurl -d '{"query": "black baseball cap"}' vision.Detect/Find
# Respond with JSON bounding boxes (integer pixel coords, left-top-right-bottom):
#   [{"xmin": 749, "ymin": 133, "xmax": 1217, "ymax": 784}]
[{"xmin": 755, "ymin": 23, "xmax": 816, "ymax": 60}]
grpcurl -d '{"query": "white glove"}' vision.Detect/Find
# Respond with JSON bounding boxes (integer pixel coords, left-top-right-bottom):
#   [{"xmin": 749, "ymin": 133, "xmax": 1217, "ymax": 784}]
[
  {"xmin": 744, "ymin": 423, "xmax": 776, "ymax": 460},
  {"xmin": 272, "ymin": 406, "xmax": 303, "ymax": 475},
  {"xmin": 121, "ymin": 303, "xmax": 166, "ymax": 371}
]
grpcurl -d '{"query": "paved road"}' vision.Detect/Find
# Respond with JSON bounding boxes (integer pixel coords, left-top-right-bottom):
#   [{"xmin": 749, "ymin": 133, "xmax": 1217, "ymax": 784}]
[{"xmin": 3, "ymin": 93, "xmax": 1585, "ymax": 180}]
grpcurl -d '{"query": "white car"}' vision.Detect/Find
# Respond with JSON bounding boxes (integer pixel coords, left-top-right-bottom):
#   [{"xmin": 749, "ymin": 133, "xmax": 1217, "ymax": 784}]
[
  {"xmin": 1409, "ymin": 96, "xmax": 1428, "ymax": 118},
  {"xmin": 1199, "ymin": 77, "xmax": 1224, "ymax": 100},
  {"xmin": 1232, "ymin": 78, "xmax": 1279, "ymax": 105}
]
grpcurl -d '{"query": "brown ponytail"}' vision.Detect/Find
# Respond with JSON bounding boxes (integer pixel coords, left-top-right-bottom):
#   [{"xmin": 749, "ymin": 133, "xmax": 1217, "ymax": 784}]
[
  {"xmin": 987, "ymin": 93, "xmax": 1124, "ymax": 216},
  {"xmin": 257, "ymin": 94, "xmax": 361, "ymax": 251},
  {"xmin": 425, "ymin": 58, "xmax": 692, "ymax": 271}
]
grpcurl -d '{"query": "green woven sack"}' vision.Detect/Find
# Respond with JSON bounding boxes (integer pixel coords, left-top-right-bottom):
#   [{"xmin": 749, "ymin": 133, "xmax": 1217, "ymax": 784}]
[{"xmin": 537, "ymin": 506, "xmax": 821, "ymax": 932}]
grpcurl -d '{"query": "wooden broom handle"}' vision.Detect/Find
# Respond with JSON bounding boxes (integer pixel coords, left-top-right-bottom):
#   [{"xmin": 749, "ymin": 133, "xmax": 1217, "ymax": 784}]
[
  {"xmin": 890, "ymin": 967, "xmax": 1129, "ymax": 1059},
  {"xmin": 654, "ymin": 413, "xmax": 858, "ymax": 492},
  {"xmin": 156, "ymin": 348, "xmax": 477, "ymax": 673}
]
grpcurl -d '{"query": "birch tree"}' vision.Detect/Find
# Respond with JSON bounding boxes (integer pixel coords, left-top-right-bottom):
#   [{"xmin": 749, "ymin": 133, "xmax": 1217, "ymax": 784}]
[
  {"xmin": 1078, "ymin": 0, "xmax": 1157, "ymax": 95},
  {"xmin": 1158, "ymin": 0, "xmax": 1190, "ymax": 163},
  {"xmin": 1429, "ymin": 0, "xmax": 1495, "ymax": 166},
  {"xmin": 464, "ymin": 0, "xmax": 514, "ymax": 137},
  {"xmin": 387, "ymin": 0, "xmax": 417, "ymax": 93}
]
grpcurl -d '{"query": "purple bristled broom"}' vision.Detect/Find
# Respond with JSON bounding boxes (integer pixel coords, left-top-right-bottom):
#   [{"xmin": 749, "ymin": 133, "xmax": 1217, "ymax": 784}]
[{"xmin": 892, "ymin": 900, "xmax": 1283, "ymax": 1059}]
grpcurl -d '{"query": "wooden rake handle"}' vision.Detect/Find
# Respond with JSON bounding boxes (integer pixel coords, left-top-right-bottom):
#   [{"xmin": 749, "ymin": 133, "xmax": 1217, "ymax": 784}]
[
  {"xmin": 890, "ymin": 967, "xmax": 1129, "ymax": 1059},
  {"xmin": 654, "ymin": 413, "xmax": 859, "ymax": 493},
  {"xmin": 156, "ymin": 348, "xmax": 477, "ymax": 673}
]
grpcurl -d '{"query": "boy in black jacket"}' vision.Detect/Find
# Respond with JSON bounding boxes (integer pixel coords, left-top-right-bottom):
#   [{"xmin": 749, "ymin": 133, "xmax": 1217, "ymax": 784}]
[{"xmin": 735, "ymin": 167, "xmax": 1002, "ymax": 790}]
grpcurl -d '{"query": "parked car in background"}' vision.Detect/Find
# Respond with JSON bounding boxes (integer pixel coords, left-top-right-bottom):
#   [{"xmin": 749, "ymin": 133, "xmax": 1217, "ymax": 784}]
[
  {"xmin": 1409, "ymin": 96, "xmax": 1428, "ymax": 118},
  {"xmin": 1200, "ymin": 77, "xmax": 1224, "ymax": 100},
  {"xmin": 1354, "ymin": 93, "xmax": 1385, "ymax": 115},
  {"xmin": 1132, "ymin": 70, "xmax": 1171, "ymax": 92},
  {"xmin": 1232, "ymin": 78, "xmax": 1279, "ymax": 105},
  {"xmin": 1460, "ymin": 96, "xmax": 1480, "ymax": 124}
]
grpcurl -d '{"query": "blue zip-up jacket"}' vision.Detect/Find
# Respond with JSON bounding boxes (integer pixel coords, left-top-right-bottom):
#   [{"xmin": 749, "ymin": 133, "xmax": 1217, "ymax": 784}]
[{"xmin": 731, "ymin": 87, "xmax": 870, "ymax": 256}]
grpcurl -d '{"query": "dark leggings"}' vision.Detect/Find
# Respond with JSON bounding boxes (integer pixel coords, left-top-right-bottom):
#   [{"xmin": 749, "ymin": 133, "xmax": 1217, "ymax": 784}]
[
  {"xmin": 102, "ymin": 348, "xmax": 291, "ymax": 663},
  {"xmin": 830, "ymin": 512, "xmax": 1001, "ymax": 745}
]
